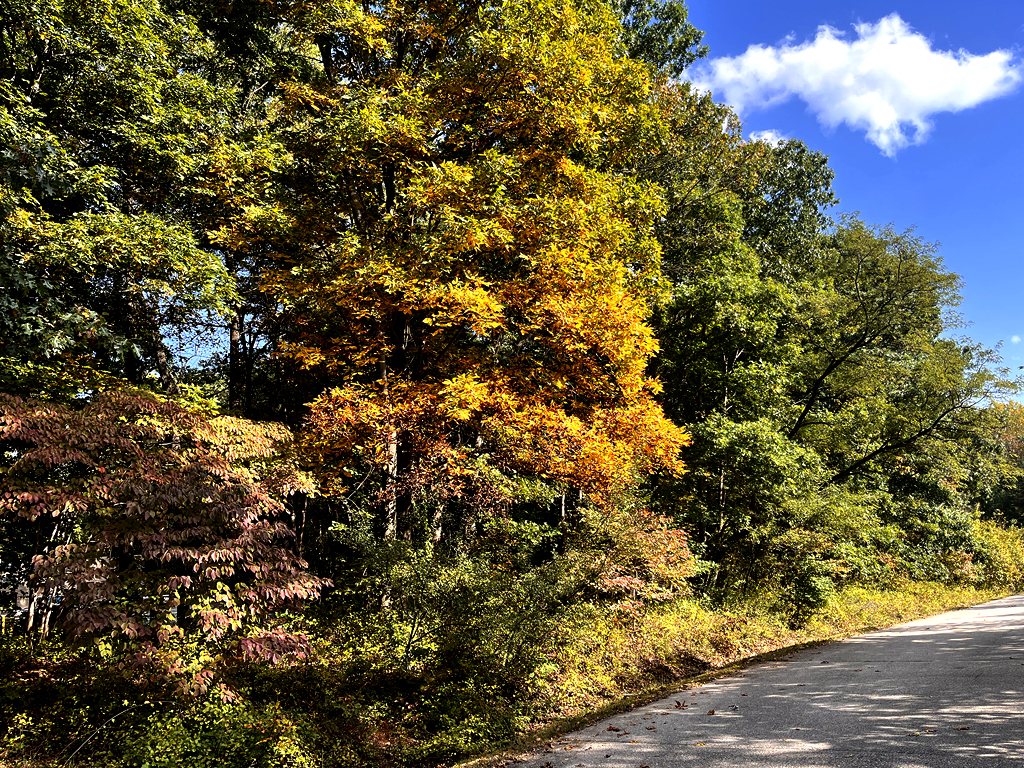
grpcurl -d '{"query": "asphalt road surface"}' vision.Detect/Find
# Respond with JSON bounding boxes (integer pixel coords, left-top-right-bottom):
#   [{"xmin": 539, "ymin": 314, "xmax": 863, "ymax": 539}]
[{"xmin": 513, "ymin": 595, "xmax": 1024, "ymax": 767}]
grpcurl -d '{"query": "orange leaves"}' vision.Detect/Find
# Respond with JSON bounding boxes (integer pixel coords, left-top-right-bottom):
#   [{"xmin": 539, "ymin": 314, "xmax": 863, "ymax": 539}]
[
  {"xmin": 301, "ymin": 386, "xmax": 388, "ymax": 496},
  {"xmin": 252, "ymin": 0, "xmax": 692, "ymax": 584},
  {"xmin": 418, "ymin": 275, "xmax": 507, "ymax": 337},
  {"xmin": 303, "ymin": 366, "xmax": 686, "ymax": 518}
]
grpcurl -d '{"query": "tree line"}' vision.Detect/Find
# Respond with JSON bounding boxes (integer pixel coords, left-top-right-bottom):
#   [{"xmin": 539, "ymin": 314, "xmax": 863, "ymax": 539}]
[{"xmin": 2, "ymin": 0, "xmax": 1023, "ymax": 763}]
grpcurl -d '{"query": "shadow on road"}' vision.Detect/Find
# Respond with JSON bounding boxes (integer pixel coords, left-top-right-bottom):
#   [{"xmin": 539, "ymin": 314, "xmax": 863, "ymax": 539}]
[{"xmin": 517, "ymin": 595, "xmax": 1024, "ymax": 768}]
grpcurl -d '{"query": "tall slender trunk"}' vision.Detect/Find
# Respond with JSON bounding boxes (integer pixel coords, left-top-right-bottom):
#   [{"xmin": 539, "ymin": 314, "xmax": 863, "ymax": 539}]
[
  {"xmin": 26, "ymin": 588, "xmax": 38, "ymax": 635},
  {"xmin": 293, "ymin": 493, "xmax": 306, "ymax": 560},
  {"xmin": 245, "ymin": 322, "xmax": 256, "ymax": 415},
  {"xmin": 229, "ymin": 312, "xmax": 242, "ymax": 411},
  {"xmin": 26, "ymin": 518, "xmax": 63, "ymax": 636},
  {"xmin": 431, "ymin": 505, "xmax": 443, "ymax": 544},
  {"xmin": 718, "ymin": 467, "xmax": 726, "ymax": 532},
  {"xmin": 384, "ymin": 424, "xmax": 399, "ymax": 542},
  {"xmin": 152, "ymin": 328, "xmax": 180, "ymax": 396},
  {"xmin": 38, "ymin": 586, "xmax": 57, "ymax": 637}
]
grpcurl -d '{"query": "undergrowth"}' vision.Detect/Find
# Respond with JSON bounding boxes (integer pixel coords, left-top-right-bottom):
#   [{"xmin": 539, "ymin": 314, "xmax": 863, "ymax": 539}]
[
  {"xmin": 0, "ymin": 581, "xmax": 1010, "ymax": 768},
  {"xmin": 529, "ymin": 581, "xmax": 1007, "ymax": 729}
]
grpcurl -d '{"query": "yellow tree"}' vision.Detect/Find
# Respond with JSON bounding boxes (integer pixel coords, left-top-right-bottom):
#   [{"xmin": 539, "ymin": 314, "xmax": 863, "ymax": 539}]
[{"xmin": 206, "ymin": 0, "xmax": 691, "ymax": 596}]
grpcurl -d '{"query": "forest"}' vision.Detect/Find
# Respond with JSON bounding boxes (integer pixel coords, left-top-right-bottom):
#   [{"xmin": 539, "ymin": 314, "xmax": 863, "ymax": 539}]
[{"xmin": 2, "ymin": 0, "xmax": 1024, "ymax": 765}]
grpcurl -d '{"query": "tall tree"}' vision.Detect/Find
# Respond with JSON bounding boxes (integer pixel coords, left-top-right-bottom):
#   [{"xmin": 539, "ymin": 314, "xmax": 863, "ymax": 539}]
[
  {"xmin": 214, "ymin": 0, "xmax": 693, "ymax": 569},
  {"xmin": 0, "ymin": 0, "xmax": 243, "ymax": 397},
  {"xmin": 611, "ymin": 0, "xmax": 707, "ymax": 75}
]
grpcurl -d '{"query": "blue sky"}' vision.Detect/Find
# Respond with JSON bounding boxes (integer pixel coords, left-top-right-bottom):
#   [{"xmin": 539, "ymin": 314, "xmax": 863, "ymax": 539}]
[{"xmin": 684, "ymin": 1, "xmax": 1024, "ymax": 368}]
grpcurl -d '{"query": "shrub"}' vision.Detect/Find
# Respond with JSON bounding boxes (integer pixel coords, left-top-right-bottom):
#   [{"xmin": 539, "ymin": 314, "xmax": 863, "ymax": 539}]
[
  {"xmin": 118, "ymin": 698, "xmax": 316, "ymax": 768},
  {"xmin": 972, "ymin": 518, "xmax": 1024, "ymax": 588}
]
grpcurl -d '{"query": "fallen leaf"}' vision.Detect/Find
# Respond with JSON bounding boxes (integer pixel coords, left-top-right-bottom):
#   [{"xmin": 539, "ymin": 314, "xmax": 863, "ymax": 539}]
[
  {"xmin": 707, "ymin": 709, "xmax": 715, "ymax": 715},
  {"xmin": 606, "ymin": 726, "xmax": 620, "ymax": 732},
  {"xmin": 957, "ymin": 727, "xmax": 970, "ymax": 731}
]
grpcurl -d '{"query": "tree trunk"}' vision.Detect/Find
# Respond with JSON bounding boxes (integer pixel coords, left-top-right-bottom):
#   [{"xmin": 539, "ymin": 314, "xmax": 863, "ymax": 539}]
[
  {"xmin": 384, "ymin": 425, "xmax": 399, "ymax": 542},
  {"xmin": 152, "ymin": 328, "xmax": 180, "ymax": 395},
  {"xmin": 229, "ymin": 312, "xmax": 242, "ymax": 411}
]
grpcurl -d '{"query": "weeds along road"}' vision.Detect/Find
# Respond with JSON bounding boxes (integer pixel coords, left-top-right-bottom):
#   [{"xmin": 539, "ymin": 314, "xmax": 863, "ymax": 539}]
[{"xmin": 513, "ymin": 595, "xmax": 1024, "ymax": 768}]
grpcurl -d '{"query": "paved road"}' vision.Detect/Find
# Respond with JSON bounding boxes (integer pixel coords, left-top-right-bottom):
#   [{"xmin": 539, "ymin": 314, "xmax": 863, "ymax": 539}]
[{"xmin": 514, "ymin": 595, "xmax": 1024, "ymax": 767}]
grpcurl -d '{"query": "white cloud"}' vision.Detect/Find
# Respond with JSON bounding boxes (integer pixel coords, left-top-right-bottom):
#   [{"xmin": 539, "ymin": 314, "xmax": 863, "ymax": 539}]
[
  {"xmin": 1012, "ymin": 335, "xmax": 1022, "ymax": 344},
  {"xmin": 748, "ymin": 129, "xmax": 790, "ymax": 146},
  {"xmin": 691, "ymin": 14, "xmax": 1022, "ymax": 156}
]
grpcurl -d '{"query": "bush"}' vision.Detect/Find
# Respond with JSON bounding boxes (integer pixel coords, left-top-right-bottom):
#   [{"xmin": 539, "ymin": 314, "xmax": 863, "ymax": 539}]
[
  {"xmin": 789, "ymin": 558, "xmax": 836, "ymax": 626},
  {"xmin": 118, "ymin": 698, "xmax": 316, "ymax": 768},
  {"xmin": 972, "ymin": 518, "xmax": 1024, "ymax": 588}
]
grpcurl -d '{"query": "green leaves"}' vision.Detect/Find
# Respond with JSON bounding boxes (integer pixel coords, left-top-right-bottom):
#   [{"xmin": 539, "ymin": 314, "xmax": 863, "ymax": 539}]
[{"xmin": 611, "ymin": 0, "xmax": 707, "ymax": 75}]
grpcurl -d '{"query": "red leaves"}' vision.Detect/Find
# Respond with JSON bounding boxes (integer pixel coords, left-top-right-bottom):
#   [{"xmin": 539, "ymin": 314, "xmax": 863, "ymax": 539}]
[
  {"xmin": 1, "ymin": 389, "xmax": 328, "ymax": 690},
  {"xmin": 237, "ymin": 626, "xmax": 313, "ymax": 664}
]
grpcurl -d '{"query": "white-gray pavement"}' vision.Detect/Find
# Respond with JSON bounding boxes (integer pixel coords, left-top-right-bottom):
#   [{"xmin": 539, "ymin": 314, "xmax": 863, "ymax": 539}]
[{"xmin": 512, "ymin": 595, "xmax": 1024, "ymax": 767}]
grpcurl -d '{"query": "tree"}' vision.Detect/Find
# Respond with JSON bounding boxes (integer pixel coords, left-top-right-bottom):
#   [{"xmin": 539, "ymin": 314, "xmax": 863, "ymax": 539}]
[
  {"xmin": 636, "ymin": 88, "xmax": 832, "ymax": 582},
  {"xmin": 611, "ymin": 0, "xmax": 707, "ymax": 75},
  {"xmin": 638, "ymin": 84, "xmax": 1011, "ymax": 601},
  {"xmin": 224, "ymin": 0, "xmax": 692, "ymax": 573},
  {"xmin": 787, "ymin": 221, "xmax": 1004, "ymax": 483},
  {"xmin": 982, "ymin": 402, "xmax": 1024, "ymax": 523},
  {"xmin": 0, "ymin": 390, "xmax": 326, "ymax": 693},
  {"xmin": 0, "ymin": 0, "xmax": 252, "ymax": 399}
]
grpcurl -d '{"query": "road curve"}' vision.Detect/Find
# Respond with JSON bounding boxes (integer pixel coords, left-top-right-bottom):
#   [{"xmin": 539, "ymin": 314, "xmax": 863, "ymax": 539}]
[{"xmin": 513, "ymin": 594, "xmax": 1024, "ymax": 768}]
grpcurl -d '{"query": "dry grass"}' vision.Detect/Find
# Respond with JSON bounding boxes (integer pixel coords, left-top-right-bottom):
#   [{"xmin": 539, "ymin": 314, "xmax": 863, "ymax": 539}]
[{"xmin": 461, "ymin": 582, "xmax": 1010, "ymax": 766}]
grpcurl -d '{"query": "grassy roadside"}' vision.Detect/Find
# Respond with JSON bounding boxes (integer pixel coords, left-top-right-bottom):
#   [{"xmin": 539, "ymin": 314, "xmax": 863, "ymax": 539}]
[
  {"xmin": 460, "ymin": 582, "xmax": 1012, "ymax": 767},
  {"xmin": 0, "ymin": 582, "xmax": 1011, "ymax": 768}
]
